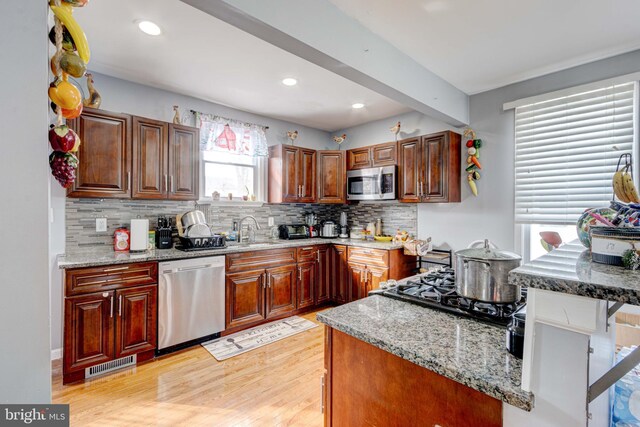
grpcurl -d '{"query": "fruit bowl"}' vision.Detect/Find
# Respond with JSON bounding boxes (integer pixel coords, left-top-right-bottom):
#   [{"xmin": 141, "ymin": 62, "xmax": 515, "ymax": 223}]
[{"xmin": 374, "ymin": 235, "xmax": 393, "ymax": 242}]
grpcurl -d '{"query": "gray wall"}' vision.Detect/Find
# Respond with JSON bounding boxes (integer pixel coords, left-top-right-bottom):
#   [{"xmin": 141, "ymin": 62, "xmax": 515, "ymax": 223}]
[
  {"xmin": 0, "ymin": 2, "xmax": 51, "ymax": 402},
  {"xmin": 337, "ymin": 49, "xmax": 640, "ymax": 253}
]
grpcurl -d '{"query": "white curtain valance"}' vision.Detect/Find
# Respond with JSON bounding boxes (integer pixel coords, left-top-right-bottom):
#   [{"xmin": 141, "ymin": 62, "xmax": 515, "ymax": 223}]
[{"xmin": 195, "ymin": 112, "xmax": 268, "ymax": 157}]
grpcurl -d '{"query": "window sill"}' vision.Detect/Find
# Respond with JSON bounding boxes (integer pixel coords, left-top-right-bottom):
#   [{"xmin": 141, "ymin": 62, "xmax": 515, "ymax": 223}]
[{"xmin": 197, "ymin": 199, "xmax": 265, "ymax": 208}]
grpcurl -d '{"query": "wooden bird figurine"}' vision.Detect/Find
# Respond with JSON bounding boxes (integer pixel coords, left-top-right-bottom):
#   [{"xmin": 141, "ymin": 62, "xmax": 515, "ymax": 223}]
[
  {"xmin": 333, "ymin": 134, "xmax": 347, "ymax": 146},
  {"xmin": 172, "ymin": 106, "xmax": 182, "ymax": 124},
  {"xmin": 287, "ymin": 130, "xmax": 298, "ymax": 145},
  {"xmin": 83, "ymin": 73, "xmax": 101, "ymax": 109},
  {"xmin": 390, "ymin": 121, "xmax": 401, "ymax": 141}
]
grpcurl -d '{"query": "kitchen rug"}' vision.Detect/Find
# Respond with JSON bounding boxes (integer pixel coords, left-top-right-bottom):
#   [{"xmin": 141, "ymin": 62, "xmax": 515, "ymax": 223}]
[{"xmin": 202, "ymin": 316, "xmax": 318, "ymax": 361}]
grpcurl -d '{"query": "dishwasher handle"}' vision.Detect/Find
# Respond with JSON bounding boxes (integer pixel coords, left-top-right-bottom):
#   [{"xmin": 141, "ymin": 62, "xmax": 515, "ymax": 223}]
[{"xmin": 175, "ymin": 264, "xmax": 215, "ymax": 272}]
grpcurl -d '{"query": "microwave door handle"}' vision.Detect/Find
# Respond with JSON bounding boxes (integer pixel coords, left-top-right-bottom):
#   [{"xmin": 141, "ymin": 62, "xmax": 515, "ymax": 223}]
[{"xmin": 378, "ymin": 168, "xmax": 383, "ymax": 198}]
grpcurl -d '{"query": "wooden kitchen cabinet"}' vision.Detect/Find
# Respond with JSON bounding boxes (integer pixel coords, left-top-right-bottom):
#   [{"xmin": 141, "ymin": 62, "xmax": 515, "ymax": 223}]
[
  {"xmin": 68, "ymin": 108, "xmax": 132, "ymax": 198},
  {"xmin": 265, "ymin": 264, "xmax": 297, "ymax": 318},
  {"xmin": 398, "ymin": 131, "xmax": 461, "ymax": 203},
  {"xmin": 316, "ymin": 245, "xmax": 331, "ymax": 304},
  {"xmin": 330, "ymin": 245, "xmax": 349, "ymax": 304},
  {"xmin": 296, "ymin": 261, "xmax": 316, "ymax": 310},
  {"xmin": 168, "ymin": 123, "xmax": 200, "ymax": 200},
  {"xmin": 131, "ymin": 116, "xmax": 167, "ymax": 199},
  {"xmin": 317, "ymin": 150, "xmax": 346, "ymax": 204},
  {"xmin": 68, "ymin": 108, "xmax": 199, "ymax": 200},
  {"xmin": 226, "ymin": 269, "xmax": 266, "ymax": 329},
  {"xmin": 268, "ymin": 144, "xmax": 316, "ymax": 203},
  {"xmin": 115, "ymin": 285, "xmax": 157, "ymax": 358},
  {"xmin": 347, "ymin": 263, "xmax": 388, "ymax": 301},
  {"xmin": 365, "ymin": 265, "xmax": 389, "ymax": 295},
  {"xmin": 63, "ymin": 262, "xmax": 158, "ymax": 384},
  {"xmin": 347, "ymin": 141, "xmax": 398, "ymax": 170}
]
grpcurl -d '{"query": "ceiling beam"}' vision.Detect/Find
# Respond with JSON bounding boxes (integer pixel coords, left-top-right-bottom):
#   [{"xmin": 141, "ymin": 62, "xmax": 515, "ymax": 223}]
[{"xmin": 181, "ymin": 0, "xmax": 469, "ymax": 126}]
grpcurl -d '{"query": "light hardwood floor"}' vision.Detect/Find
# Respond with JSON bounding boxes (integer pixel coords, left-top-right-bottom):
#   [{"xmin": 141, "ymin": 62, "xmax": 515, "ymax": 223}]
[{"xmin": 52, "ymin": 311, "xmax": 325, "ymax": 427}]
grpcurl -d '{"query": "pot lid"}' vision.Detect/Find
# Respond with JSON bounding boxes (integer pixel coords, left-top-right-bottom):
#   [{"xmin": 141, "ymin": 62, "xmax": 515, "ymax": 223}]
[{"xmin": 455, "ymin": 239, "xmax": 522, "ymax": 261}]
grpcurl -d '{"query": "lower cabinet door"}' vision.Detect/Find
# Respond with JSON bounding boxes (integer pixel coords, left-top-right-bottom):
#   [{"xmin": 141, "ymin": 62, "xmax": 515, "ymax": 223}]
[
  {"xmin": 366, "ymin": 266, "xmax": 389, "ymax": 294},
  {"xmin": 64, "ymin": 291, "xmax": 115, "ymax": 373},
  {"xmin": 265, "ymin": 264, "xmax": 297, "ymax": 319},
  {"xmin": 316, "ymin": 246, "xmax": 331, "ymax": 304},
  {"xmin": 297, "ymin": 261, "xmax": 316, "ymax": 310},
  {"xmin": 348, "ymin": 262, "xmax": 368, "ymax": 302},
  {"xmin": 226, "ymin": 269, "xmax": 266, "ymax": 329},
  {"xmin": 115, "ymin": 285, "xmax": 157, "ymax": 358},
  {"xmin": 331, "ymin": 245, "xmax": 349, "ymax": 304}
]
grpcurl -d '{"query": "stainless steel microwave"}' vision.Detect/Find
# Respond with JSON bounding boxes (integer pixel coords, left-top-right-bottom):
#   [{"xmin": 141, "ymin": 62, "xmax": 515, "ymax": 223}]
[{"xmin": 346, "ymin": 166, "xmax": 396, "ymax": 201}]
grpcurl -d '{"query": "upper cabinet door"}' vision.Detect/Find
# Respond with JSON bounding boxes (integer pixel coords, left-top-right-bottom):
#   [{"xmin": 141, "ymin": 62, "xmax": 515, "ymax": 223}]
[
  {"xmin": 298, "ymin": 148, "xmax": 317, "ymax": 203},
  {"xmin": 422, "ymin": 134, "xmax": 447, "ymax": 202},
  {"xmin": 282, "ymin": 145, "xmax": 300, "ymax": 202},
  {"xmin": 68, "ymin": 108, "xmax": 132, "ymax": 198},
  {"xmin": 317, "ymin": 151, "xmax": 345, "ymax": 204},
  {"xmin": 421, "ymin": 131, "xmax": 461, "ymax": 203},
  {"xmin": 346, "ymin": 147, "xmax": 372, "ymax": 170},
  {"xmin": 397, "ymin": 137, "xmax": 421, "ymax": 203},
  {"xmin": 132, "ymin": 117, "xmax": 168, "ymax": 199},
  {"xmin": 167, "ymin": 124, "xmax": 199, "ymax": 200},
  {"xmin": 371, "ymin": 141, "xmax": 397, "ymax": 167}
]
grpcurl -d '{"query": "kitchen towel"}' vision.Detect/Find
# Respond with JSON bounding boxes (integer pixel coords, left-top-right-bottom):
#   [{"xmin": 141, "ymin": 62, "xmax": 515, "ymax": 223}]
[{"xmin": 202, "ymin": 316, "xmax": 318, "ymax": 361}]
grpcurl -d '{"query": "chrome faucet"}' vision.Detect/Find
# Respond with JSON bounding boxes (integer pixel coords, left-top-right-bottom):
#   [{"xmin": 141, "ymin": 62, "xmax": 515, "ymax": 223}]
[{"xmin": 238, "ymin": 216, "xmax": 262, "ymax": 243}]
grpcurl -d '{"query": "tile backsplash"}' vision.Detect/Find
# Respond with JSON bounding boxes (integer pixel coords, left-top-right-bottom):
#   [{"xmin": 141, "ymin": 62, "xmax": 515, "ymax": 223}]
[{"xmin": 65, "ymin": 199, "xmax": 417, "ymax": 252}]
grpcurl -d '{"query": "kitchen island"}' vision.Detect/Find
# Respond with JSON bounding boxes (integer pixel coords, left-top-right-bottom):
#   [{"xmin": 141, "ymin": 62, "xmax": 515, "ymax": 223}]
[{"xmin": 317, "ymin": 292, "xmax": 532, "ymax": 427}]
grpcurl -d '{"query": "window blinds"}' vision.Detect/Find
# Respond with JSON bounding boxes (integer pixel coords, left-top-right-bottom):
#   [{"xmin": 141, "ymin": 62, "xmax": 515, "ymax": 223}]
[{"xmin": 514, "ymin": 82, "xmax": 636, "ymax": 224}]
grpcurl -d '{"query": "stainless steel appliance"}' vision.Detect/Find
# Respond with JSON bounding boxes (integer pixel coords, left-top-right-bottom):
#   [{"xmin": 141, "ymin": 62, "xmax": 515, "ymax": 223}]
[
  {"xmin": 158, "ymin": 256, "xmax": 225, "ymax": 351},
  {"xmin": 347, "ymin": 166, "xmax": 396, "ymax": 201},
  {"xmin": 379, "ymin": 268, "xmax": 526, "ymax": 327},
  {"xmin": 305, "ymin": 213, "xmax": 319, "ymax": 237},
  {"xmin": 279, "ymin": 224, "xmax": 310, "ymax": 240},
  {"xmin": 321, "ymin": 221, "xmax": 339, "ymax": 238},
  {"xmin": 454, "ymin": 239, "xmax": 522, "ymax": 303},
  {"xmin": 339, "ymin": 212, "xmax": 349, "ymax": 238}
]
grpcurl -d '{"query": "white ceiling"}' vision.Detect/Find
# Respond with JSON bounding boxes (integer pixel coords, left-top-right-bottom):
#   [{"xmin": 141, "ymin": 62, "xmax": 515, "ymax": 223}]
[
  {"xmin": 75, "ymin": 0, "xmax": 411, "ymax": 132},
  {"xmin": 329, "ymin": 0, "xmax": 640, "ymax": 94}
]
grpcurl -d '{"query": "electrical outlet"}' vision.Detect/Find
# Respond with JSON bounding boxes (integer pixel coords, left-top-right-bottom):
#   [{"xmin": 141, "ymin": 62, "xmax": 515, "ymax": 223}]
[
  {"xmin": 96, "ymin": 218, "xmax": 107, "ymax": 232},
  {"xmin": 268, "ymin": 217, "xmax": 274, "ymax": 227}
]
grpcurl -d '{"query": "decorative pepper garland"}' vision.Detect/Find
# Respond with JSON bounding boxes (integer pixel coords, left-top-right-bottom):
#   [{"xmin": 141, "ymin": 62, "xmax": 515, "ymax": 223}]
[
  {"xmin": 463, "ymin": 128, "xmax": 482, "ymax": 196},
  {"xmin": 47, "ymin": 0, "xmax": 91, "ymax": 188}
]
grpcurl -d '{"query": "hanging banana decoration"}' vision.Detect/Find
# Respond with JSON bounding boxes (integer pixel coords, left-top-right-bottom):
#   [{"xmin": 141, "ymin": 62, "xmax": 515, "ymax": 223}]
[
  {"xmin": 613, "ymin": 153, "xmax": 640, "ymax": 204},
  {"xmin": 47, "ymin": 0, "xmax": 92, "ymax": 189},
  {"xmin": 463, "ymin": 128, "xmax": 482, "ymax": 196}
]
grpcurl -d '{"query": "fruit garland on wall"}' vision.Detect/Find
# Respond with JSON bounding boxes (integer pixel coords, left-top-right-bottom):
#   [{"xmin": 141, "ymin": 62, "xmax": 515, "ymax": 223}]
[
  {"xmin": 47, "ymin": 0, "xmax": 91, "ymax": 188},
  {"xmin": 463, "ymin": 128, "xmax": 482, "ymax": 196}
]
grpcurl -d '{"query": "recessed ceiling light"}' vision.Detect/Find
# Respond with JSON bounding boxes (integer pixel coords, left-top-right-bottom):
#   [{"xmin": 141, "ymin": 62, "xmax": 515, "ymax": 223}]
[
  {"xmin": 352, "ymin": 103, "xmax": 365, "ymax": 109},
  {"xmin": 138, "ymin": 21, "xmax": 162, "ymax": 36},
  {"xmin": 282, "ymin": 78, "xmax": 298, "ymax": 86}
]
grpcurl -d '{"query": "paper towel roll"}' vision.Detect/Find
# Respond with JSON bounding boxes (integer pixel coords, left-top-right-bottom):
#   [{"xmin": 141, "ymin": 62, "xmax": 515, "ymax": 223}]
[{"xmin": 130, "ymin": 219, "xmax": 149, "ymax": 252}]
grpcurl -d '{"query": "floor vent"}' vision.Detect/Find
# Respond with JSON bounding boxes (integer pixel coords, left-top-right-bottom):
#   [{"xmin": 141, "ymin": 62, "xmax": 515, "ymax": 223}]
[{"xmin": 85, "ymin": 355, "xmax": 136, "ymax": 379}]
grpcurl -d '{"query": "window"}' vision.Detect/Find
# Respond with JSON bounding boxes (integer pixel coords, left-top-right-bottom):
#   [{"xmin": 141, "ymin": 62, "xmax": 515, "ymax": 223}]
[
  {"xmin": 201, "ymin": 151, "xmax": 265, "ymax": 200},
  {"xmin": 196, "ymin": 113, "xmax": 269, "ymax": 201},
  {"xmin": 512, "ymin": 80, "xmax": 637, "ymax": 260}
]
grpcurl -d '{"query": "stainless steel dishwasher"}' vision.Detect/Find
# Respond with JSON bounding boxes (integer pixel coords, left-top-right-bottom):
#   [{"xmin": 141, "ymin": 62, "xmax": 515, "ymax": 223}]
[{"xmin": 158, "ymin": 256, "xmax": 225, "ymax": 352}]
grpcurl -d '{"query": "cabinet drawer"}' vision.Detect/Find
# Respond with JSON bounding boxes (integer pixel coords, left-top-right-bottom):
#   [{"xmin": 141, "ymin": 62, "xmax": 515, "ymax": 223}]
[
  {"xmin": 297, "ymin": 246, "xmax": 319, "ymax": 263},
  {"xmin": 65, "ymin": 262, "xmax": 158, "ymax": 296},
  {"xmin": 226, "ymin": 248, "xmax": 297, "ymax": 273},
  {"xmin": 348, "ymin": 247, "xmax": 389, "ymax": 267}
]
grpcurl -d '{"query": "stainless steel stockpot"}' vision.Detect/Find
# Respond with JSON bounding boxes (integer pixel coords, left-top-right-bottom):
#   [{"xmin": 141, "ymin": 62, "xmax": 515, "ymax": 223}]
[
  {"xmin": 180, "ymin": 210, "xmax": 207, "ymax": 229},
  {"xmin": 454, "ymin": 239, "xmax": 522, "ymax": 303}
]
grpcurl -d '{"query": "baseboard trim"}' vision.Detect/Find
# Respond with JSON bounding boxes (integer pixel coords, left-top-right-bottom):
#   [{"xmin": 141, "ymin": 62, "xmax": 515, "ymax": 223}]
[{"xmin": 51, "ymin": 348, "xmax": 62, "ymax": 361}]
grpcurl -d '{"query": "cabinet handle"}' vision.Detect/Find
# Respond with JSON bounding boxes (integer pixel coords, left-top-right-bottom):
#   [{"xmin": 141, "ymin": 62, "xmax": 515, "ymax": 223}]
[
  {"xmin": 164, "ymin": 174, "xmax": 168, "ymax": 193},
  {"xmin": 267, "ymin": 272, "xmax": 272, "ymax": 288},
  {"xmin": 103, "ymin": 266, "xmax": 129, "ymax": 272},
  {"xmin": 171, "ymin": 175, "xmax": 175, "ymax": 193},
  {"xmin": 118, "ymin": 295, "xmax": 122, "ymax": 317},
  {"xmin": 298, "ymin": 266, "xmax": 302, "ymax": 282},
  {"xmin": 317, "ymin": 250, "xmax": 320, "ymax": 263},
  {"xmin": 321, "ymin": 375, "xmax": 325, "ymax": 414},
  {"xmin": 109, "ymin": 295, "xmax": 114, "ymax": 318},
  {"xmin": 127, "ymin": 172, "xmax": 131, "ymax": 191},
  {"xmin": 260, "ymin": 273, "xmax": 264, "ymax": 289}
]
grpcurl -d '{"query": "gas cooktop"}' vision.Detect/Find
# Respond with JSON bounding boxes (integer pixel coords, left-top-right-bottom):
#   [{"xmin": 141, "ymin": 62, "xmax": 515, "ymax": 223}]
[{"xmin": 380, "ymin": 268, "xmax": 526, "ymax": 327}]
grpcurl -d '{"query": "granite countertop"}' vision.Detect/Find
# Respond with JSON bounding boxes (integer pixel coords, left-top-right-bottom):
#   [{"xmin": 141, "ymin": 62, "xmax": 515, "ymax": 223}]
[
  {"xmin": 316, "ymin": 295, "xmax": 533, "ymax": 411},
  {"xmin": 509, "ymin": 241, "xmax": 640, "ymax": 305},
  {"xmin": 57, "ymin": 238, "xmax": 405, "ymax": 269}
]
